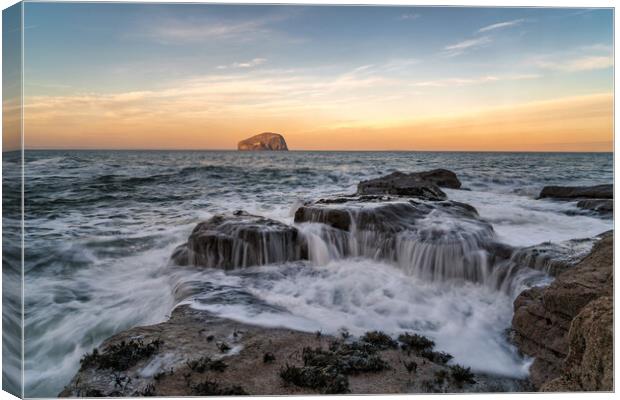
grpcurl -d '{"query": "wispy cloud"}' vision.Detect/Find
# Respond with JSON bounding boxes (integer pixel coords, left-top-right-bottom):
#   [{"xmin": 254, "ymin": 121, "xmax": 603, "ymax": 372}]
[
  {"xmin": 136, "ymin": 12, "xmax": 297, "ymax": 44},
  {"xmin": 535, "ymin": 55, "xmax": 612, "ymax": 72},
  {"xmin": 478, "ymin": 19, "xmax": 525, "ymax": 33},
  {"xmin": 443, "ymin": 36, "xmax": 492, "ymax": 57},
  {"xmin": 217, "ymin": 58, "xmax": 267, "ymax": 70},
  {"xmin": 412, "ymin": 74, "xmax": 539, "ymax": 87},
  {"xmin": 399, "ymin": 13, "xmax": 420, "ymax": 21}
]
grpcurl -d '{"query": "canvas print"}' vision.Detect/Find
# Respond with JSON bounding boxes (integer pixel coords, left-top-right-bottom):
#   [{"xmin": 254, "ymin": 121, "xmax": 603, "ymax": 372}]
[{"xmin": 2, "ymin": 2, "xmax": 614, "ymax": 398}]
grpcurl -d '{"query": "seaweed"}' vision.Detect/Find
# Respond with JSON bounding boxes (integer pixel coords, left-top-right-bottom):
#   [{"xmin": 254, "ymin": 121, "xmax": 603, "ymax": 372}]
[
  {"xmin": 397, "ymin": 333, "xmax": 454, "ymax": 364},
  {"xmin": 186, "ymin": 356, "xmax": 228, "ymax": 373},
  {"xmin": 434, "ymin": 369, "xmax": 449, "ymax": 386},
  {"xmin": 217, "ymin": 342, "xmax": 231, "ymax": 353},
  {"xmin": 80, "ymin": 339, "xmax": 162, "ymax": 371},
  {"xmin": 360, "ymin": 331, "xmax": 398, "ymax": 350},
  {"xmin": 450, "ymin": 364, "xmax": 476, "ymax": 386},
  {"xmin": 279, "ymin": 364, "xmax": 349, "ymax": 394},
  {"xmin": 133, "ymin": 384, "xmax": 156, "ymax": 397},
  {"xmin": 263, "ymin": 352, "xmax": 276, "ymax": 363},
  {"xmin": 398, "ymin": 333, "xmax": 434, "ymax": 353},
  {"xmin": 191, "ymin": 379, "xmax": 248, "ymax": 396},
  {"xmin": 418, "ymin": 349, "xmax": 453, "ymax": 365},
  {"xmin": 403, "ymin": 360, "xmax": 417, "ymax": 374}
]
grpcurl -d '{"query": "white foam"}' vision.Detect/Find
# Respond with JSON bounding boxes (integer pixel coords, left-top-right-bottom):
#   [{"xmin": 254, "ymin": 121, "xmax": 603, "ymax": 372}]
[{"xmin": 446, "ymin": 189, "xmax": 612, "ymax": 247}]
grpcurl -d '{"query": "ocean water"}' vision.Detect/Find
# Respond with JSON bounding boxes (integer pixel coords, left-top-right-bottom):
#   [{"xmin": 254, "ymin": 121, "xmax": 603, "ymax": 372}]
[{"xmin": 6, "ymin": 150, "xmax": 612, "ymax": 396}]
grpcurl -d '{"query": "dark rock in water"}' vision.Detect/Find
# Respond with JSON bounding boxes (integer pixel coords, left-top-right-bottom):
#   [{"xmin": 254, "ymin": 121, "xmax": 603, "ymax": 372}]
[
  {"xmin": 357, "ymin": 171, "xmax": 448, "ymax": 200},
  {"xmin": 511, "ymin": 232, "xmax": 613, "ymax": 390},
  {"xmin": 538, "ymin": 184, "xmax": 612, "ymax": 199},
  {"xmin": 508, "ymin": 237, "xmax": 596, "ymax": 277},
  {"xmin": 576, "ymin": 199, "xmax": 613, "ymax": 214},
  {"xmin": 295, "ymin": 197, "xmax": 478, "ymax": 233},
  {"xmin": 238, "ymin": 132, "xmax": 288, "ymax": 151},
  {"xmin": 294, "ymin": 196, "xmax": 506, "ymax": 285},
  {"xmin": 415, "ymin": 169, "xmax": 462, "ymax": 189},
  {"xmin": 355, "ymin": 169, "xmax": 461, "ymax": 199},
  {"xmin": 172, "ymin": 211, "xmax": 305, "ymax": 269}
]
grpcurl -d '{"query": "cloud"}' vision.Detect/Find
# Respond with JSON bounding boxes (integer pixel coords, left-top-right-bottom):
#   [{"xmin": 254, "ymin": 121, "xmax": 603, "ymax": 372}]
[
  {"xmin": 399, "ymin": 13, "xmax": 420, "ymax": 21},
  {"xmin": 136, "ymin": 12, "xmax": 297, "ymax": 45},
  {"xmin": 443, "ymin": 36, "xmax": 492, "ymax": 57},
  {"xmin": 534, "ymin": 55, "xmax": 613, "ymax": 72},
  {"xmin": 412, "ymin": 74, "xmax": 540, "ymax": 87},
  {"xmin": 478, "ymin": 19, "xmax": 525, "ymax": 33},
  {"xmin": 217, "ymin": 58, "xmax": 267, "ymax": 70}
]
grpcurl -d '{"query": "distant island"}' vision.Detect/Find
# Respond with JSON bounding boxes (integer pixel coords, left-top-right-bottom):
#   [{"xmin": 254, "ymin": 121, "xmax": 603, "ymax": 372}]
[{"xmin": 238, "ymin": 132, "xmax": 289, "ymax": 151}]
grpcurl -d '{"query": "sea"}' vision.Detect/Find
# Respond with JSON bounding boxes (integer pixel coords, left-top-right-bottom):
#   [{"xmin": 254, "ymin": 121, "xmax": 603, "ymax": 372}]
[{"xmin": 2, "ymin": 150, "xmax": 614, "ymax": 396}]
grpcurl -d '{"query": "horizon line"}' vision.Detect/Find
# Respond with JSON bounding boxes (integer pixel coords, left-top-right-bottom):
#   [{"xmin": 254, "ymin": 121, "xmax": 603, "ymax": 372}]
[{"xmin": 8, "ymin": 148, "xmax": 614, "ymax": 154}]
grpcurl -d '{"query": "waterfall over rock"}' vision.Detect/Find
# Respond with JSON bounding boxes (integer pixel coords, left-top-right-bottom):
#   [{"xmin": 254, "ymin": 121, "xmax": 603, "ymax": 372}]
[
  {"xmin": 171, "ymin": 211, "xmax": 306, "ymax": 269},
  {"xmin": 294, "ymin": 196, "xmax": 511, "ymax": 286}
]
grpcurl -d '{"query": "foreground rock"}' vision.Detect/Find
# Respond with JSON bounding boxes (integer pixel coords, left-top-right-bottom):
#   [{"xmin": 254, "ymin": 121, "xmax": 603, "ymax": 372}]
[
  {"xmin": 539, "ymin": 184, "xmax": 612, "ymax": 199},
  {"xmin": 171, "ymin": 211, "xmax": 305, "ymax": 268},
  {"xmin": 511, "ymin": 232, "xmax": 613, "ymax": 390},
  {"xmin": 577, "ymin": 199, "xmax": 613, "ymax": 214},
  {"xmin": 60, "ymin": 306, "xmax": 527, "ymax": 397},
  {"xmin": 508, "ymin": 237, "xmax": 597, "ymax": 277},
  {"xmin": 541, "ymin": 296, "xmax": 613, "ymax": 392},
  {"xmin": 238, "ymin": 132, "xmax": 288, "ymax": 151}
]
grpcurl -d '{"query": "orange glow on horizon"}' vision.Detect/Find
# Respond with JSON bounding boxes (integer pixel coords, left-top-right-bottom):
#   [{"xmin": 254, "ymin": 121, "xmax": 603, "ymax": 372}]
[{"xmin": 18, "ymin": 92, "xmax": 613, "ymax": 152}]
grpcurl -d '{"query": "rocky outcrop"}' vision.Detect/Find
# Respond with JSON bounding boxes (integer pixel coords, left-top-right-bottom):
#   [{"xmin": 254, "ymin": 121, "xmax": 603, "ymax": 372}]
[
  {"xmin": 237, "ymin": 132, "xmax": 288, "ymax": 151},
  {"xmin": 60, "ymin": 305, "xmax": 527, "ymax": 397},
  {"xmin": 511, "ymin": 232, "xmax": 613, "ymax": 390},
  {"xmin": 541, "ymin": 296, "xmax": 613, "ymax": 392},
  {"xmin": 295, "ymin": 196, "xmax": 480, "ymax": 234},
  {"xmin": 357, "ymin": 173, "xmax": 445, "ymax": 200},
  {"xmin": 508, "ymin": 237, "xmax": 596, "ymax": 277},
  {"xmin": 171, "ymin": 211, "xmax": 305, "ymax": 269},
  {"xmin": 577, "ymin": 199, "xmax": 613, "ymax": 214},
  {"xmin": 539, "ymin": 184, "xmax": 612, "ymax": 199},
  {"xmin": 355, "ymin": 169, "xmax": 461, "ymax": 199},
  {"xmin": 294, "ymin": 196, "xmax": 508, "ymax": 285}
]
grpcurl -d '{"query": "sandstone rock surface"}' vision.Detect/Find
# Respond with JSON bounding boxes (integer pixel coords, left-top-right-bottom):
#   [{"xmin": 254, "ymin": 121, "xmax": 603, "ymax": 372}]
[
  {"xmin": 511, "ymin": 232, "xmax": 613, "ymax": 390},
  {"xmin": 60, "ymin": 305, "xmax": 527, "ymax": 397}
]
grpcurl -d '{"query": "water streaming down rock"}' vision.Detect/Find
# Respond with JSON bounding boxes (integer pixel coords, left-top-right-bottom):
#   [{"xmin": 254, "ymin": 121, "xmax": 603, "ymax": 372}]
[
  {"xmin": 293, "ymin": 196, "xmax": 528, "ymax": 289},
  {"xmin": 171, "ymin": 211, "xmax": 306, "ymax": 269}
]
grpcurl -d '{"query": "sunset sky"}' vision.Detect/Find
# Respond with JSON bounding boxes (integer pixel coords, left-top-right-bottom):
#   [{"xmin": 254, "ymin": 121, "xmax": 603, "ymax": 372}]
[{"xmin": 9, "ymin": 4, "xmax": 615, "ymax": 151}]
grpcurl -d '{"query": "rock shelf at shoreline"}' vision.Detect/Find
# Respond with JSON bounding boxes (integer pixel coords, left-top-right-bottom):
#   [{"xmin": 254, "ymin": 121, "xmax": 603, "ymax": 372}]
[{"xmin": 61, "ymin": 170, "xmax": 614, "ymax": 395}]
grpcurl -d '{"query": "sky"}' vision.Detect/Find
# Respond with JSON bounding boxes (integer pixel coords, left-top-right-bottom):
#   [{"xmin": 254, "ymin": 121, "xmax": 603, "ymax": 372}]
[{"xmin": 6, "ymin": 3, "xmax": 614, "ymax": 151}]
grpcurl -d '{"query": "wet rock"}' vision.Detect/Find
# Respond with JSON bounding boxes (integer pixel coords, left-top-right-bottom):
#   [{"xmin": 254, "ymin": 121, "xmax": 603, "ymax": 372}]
[
  {"xmin": 60, "ymin": 306, "xmax": 496, "ymax": 396},
  {"xmin": 511, "ymin": 232, "xmax": 613, "ymax": 389},
  {"xmin": 171, "ymin": 211, "xmax": 305, "ymax": 269},
  {"xmin": 238, "ymin": 132, "xmax": 288, "ymax": 151},
  {"xmin": 415, "ymin": 169, "xmax": 462, "ymax": 189},
  {"xmin": 576, "ymin": 199, "xmax": 613, "ymax": 214},
  {"xmin": 294, "ymin": 196, "xmax": 501, "ymax": 284},
  {"xmin": 538, "ymin": 184, "xmax": 612, "ymax": 199},
  {"xmin": 508, "ymin": 237, "xmax": 596, "ymax": 276},
  {"xmin": 357, "ymin": 172, "xmax": 447, "ymax": 200}
]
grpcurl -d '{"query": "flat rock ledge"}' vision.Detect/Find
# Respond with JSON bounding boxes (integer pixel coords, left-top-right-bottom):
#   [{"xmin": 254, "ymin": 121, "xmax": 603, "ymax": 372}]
[
  {"xmin": 357, "ymin": 169, "xmax": 461, "ymax": 200},
  {"xmin": 60, "ymin": 306, "xmax": 529, "ymax": 397},
  {"xmin": 511, "ymin": 231, "xmax": 613, "ymax": 391},
  {"xmin": 538, "ymin": 184, "xmax": 612, "ymax": 199}
]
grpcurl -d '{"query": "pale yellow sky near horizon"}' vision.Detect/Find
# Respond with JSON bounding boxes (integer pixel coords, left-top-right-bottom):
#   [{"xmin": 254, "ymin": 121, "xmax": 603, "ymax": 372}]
[{"xmin": 7, "ymin": 92, "xmax": 613, "ymax": 152}]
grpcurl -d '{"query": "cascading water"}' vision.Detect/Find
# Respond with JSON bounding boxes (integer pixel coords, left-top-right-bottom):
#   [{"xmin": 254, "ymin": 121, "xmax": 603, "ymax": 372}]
[{"xmin": 294, "ymin": 198, "xmax": 544, "ymax": 296}]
